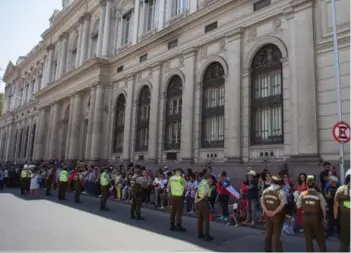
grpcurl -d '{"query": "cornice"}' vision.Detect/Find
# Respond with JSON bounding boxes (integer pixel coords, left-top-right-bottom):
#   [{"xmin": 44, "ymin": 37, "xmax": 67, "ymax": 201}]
[
  {"xmin": 34, "ymin": 58, "xmax": 109, "ymax": 99},
  {"xmin": 41, "ymin": 0, "xmax": 85, "ymax": 40}
]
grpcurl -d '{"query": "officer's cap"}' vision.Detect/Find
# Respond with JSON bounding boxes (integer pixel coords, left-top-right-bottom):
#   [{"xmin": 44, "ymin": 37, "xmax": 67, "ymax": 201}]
[
  {"xmin": 345, "ymin": 168, "xmax": 351, "ymax": 177},
  {"xmin": 271, "ymin": 175, "xmax": 281, "ymax": 182},
  {"xmin": 306, "ymin": 175, "xmax": 315, "ymax": 184},
  {"xmin": 174, "ymin": 168, "xmax": 183, "ymax": 173},
  {"xmin": 23, "ymin": 165, "xmax": 29, "ymax": 170}
]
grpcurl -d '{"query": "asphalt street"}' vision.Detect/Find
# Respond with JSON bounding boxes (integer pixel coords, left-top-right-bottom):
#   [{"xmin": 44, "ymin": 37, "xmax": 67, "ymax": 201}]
[{"xmin": 0, "ymin": 188, "xmax": 340, "ymax": 252}]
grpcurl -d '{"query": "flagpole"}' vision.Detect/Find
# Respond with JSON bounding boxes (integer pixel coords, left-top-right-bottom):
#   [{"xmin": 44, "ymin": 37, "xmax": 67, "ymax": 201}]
[{"xmin": 330, "ymin": 0, "xmax": 345, "ymax": 183}]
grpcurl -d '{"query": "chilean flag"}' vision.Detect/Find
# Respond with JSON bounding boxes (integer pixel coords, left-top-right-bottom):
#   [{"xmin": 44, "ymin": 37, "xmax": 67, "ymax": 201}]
[{"xmin": 222, "ymin": 180, "xmax": 240, "ymax": 199}]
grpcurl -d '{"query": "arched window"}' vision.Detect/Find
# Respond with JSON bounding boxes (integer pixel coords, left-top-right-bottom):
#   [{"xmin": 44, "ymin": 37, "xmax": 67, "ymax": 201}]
[
  {"xmin": 23, "ymin": 126, "xmax": 29, "ymax": 158},
  {"xmin": 113, "ymin": 94, "xmax": 126, "ymax": 153},
  {"xmin": 30, "ymin": 124, "xmax": 36, "ymax": 160},
  {"xmin": 165, "ymin": 75, "xmax": 182, "ymax": 150},
  {"xmin": 70, "ymin": 33, "xmax": 78, "ymax": 70},
  {"xmin": 201, "ymin": 62, "xmax": 225, "ymax": 148},
  {"xmin": 90, "ymin": 18, "xmax": 100, "ymax": 58},
  {"xmin": 135, "ymin": 86, "xmax": 151, "ymax": 152},
  {"xmin": 250, "ymin": 44, "xmax": 283, "ymax": 145}
]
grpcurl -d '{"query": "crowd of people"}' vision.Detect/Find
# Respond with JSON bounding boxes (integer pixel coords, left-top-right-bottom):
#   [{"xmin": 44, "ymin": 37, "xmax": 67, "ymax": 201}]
[
  {"xmin": 0, "ymin": 160, "xmax": 350, "ymax": 251},
  {"xmin": 0, "ymin": 161, "xmax": 342, "ymax": 232}
]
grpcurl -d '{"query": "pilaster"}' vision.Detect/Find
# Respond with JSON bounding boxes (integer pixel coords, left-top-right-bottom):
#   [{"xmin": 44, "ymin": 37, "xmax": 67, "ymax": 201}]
[
  {"xmin": 90, "ymin": 85, "xmax": 105, "ymax": 160},
  {"xmin": 76, "ymin": 17, "xmax": 84, "ymax": 68},
  {"xmin": 148, "ymin": 63, "xmax": 162, "ymax": 162},
  {"xmin": 85, "ymin": 86, "xmax": 97, "ymax": 160},
  {"xmin": 132, "ymin": 0, "xmax": 141, "ymax": 44},
  {"xmin": 102, "ymin": 0, "xmax": 112, "ymax": 57},
  {"xmin": 48, "ymin": 103, "xmax": 59, "ymax": 159},
  {"xmin": 97, "ymin": 1, "xmax": 106, "ymax": 56},
  {"xmin": 180, "ymin": 48, "xmax": 197, "ymax": 162},
  {"xmin": 224, "ymin": 28, "xmax": 242, "ymax": 163},
  {"xmin": 79, "ymin": 13, "xmax": 91, "ymax": 65},
  {"xmin": 68, "ymin": 93, "xmax": 82, "ymax": 160},
  {"xmin": 122, "ymin": 74, "xmax": 136, "ymax": 162}
]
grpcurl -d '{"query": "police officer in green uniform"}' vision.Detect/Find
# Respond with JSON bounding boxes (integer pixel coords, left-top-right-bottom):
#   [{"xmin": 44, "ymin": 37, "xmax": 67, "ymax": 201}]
[
  {"xmin": 260, "ymin": 175, "xmax": 287, "ymax": 252},
  {"xmin": 20, "ymin": 165, "xmax": 29, "ymax": 195},
  {"xmin": 100, "ymin": 167, "xmax": 110, "ymax": 211},
  {"xmin": 130, "ymin": 165, "xmax": 146, "ymax": 220},
  {"xmin": 195, "ymin": 172, "xmax": 213, "ymax": 241},
  {"xmin": 334, "ymin": 168, "xmax": 350, "ymax": 252},
  {"xmin": 168, "ymin": 168, "xmax": 187, "ymax": 231},
  {"xmin": 297, "ymin": 175, "xmax": 327, "ymax": 252},
  {"xmin": 58, "ymin": 166, "xmax": 69, "ymax": 200}
]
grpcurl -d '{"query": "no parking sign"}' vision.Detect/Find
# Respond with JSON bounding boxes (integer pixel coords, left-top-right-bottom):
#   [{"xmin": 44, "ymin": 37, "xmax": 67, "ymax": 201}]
[{"xmin": 332, "ymin": 121, "xmax": 350, "ymax": 143}]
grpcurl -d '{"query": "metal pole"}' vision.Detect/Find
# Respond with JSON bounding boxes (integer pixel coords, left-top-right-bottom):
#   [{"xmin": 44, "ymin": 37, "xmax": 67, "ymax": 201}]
[{"xmin": 330, "ymin": 0, "xmax": 345, "ymax": 183}]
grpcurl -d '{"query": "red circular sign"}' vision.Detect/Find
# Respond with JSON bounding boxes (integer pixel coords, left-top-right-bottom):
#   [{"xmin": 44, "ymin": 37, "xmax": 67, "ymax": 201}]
[{"xmin": 332, "ymin": 121, "xmax": 351, "ymax": 143}]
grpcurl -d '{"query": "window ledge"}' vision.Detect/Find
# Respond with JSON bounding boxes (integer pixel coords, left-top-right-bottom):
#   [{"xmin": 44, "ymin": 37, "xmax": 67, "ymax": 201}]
[
  {"xmin": 117, "ymin": 42, "xmax": 132, "ymax": 53},
  {"xmin": 139, "ymin": 28, "xmax": 158, "ymax": 41},
  {"xmin": 166, "ymin": 10, "xmax": 189, "ymax": 27}
]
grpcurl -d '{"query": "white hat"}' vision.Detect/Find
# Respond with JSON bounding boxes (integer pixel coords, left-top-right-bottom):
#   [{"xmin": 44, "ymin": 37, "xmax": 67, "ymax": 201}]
[
  {"xmin": 345, "ymin": 168, "xmax": 351, "ymax": 177},
  {"xmin": 329, "ymin": 176, "xmax": 338, "ymax": 182},
  {"xmin": 23, "ymin": 165, "xmax": 29, "ymax": 170},
  {"xmin": 29, "ymin": 165, "xmax": 36, "ymax": 169},
  {"xmin": 248, "ymin": 170, "xmax": 256, "ymax": 176}
]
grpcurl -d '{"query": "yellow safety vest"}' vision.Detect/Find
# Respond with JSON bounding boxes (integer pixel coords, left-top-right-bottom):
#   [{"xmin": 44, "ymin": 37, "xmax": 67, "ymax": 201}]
[
  {"xmin": 100, "ymin": 172, "xmax": 109, "ymax": 186},
  {"xmin": 198, "ymin": 179, "xmax": 210, "ymax": 198},
  {"xmin": 170, "ymin": 176, "xmax": 184, "ymax": 196},
  {"xmin": 21, "ymin": 170, "xmax": 28, "ymax": 178},
  {"xmin": 59, "ymin": 170, "xmax": 69, "ymax": 182}
]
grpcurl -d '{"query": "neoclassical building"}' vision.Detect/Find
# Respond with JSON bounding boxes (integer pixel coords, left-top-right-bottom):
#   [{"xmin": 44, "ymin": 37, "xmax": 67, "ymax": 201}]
[{"xmin": 0, "ymin": 0, "xmax": 350, "ymax": 175}]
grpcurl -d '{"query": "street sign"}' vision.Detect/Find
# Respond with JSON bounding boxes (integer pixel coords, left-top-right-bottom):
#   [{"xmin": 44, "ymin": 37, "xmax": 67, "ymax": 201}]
[{"xmin": 332, "ymin": 121, "xmax": 350, "ymax": 143}]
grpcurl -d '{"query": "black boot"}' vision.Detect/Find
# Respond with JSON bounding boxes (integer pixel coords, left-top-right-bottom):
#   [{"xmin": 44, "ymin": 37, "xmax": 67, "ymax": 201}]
[
  {"xmin": 204, "ymin": 234, "xmax": 213, "ymax": 241},
  {"xmin": 170, "ymin": 223, "xmax": 177, "ymax": 231},
  {"xmin": 176, "ymin": 224, "xmax": 186, "ymax": 232},
  {"xmin": 136, "ymin": 216, "xmax": 145, "ymax": 220},
  {"xmin": 130, "ymin": 213, "xmax": 136, "ymax": 219},
  {"xmin": 198, "ymin": 233, "xmax": 204, "ymax": 239}
]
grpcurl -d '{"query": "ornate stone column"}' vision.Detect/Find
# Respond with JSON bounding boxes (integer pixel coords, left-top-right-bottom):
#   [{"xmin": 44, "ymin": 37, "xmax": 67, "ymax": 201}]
[
  {"xmin": 157, "ymin": 0, "xmax": 165, "ymax": 31},
  {"xmin": 180, "ymin": 48, "xmax": 196, "ymax": 162},
  {"xmin": 76, "ymin": 17, "xmax": 84, "ymax": 68},
  {"xmin": 287, "ymin": 1, "xmax": 318, "ymax": 158},
  {"xmin": 90, "ymin": 85, "xmax": 105, "ymax": 160},
  {"xmin": 68, "ymin": 93, "xmax": 82, "ymax": 160},
  {"xmin": 48, "ymin": 103, "xmax": 59, "ymax": 159},
  {"xmin": 79, "ymin": 13, "xmax": 91, "ymax": 65},
  {"xmin": 102, "ymin": 0, "xmax": 112, "ymax": 57},
  {"xmin": 85, "ymin": 86, "xmax": 96, "ymax": 160},
  {"xmin": 45, "ymin": 44, "xmax": 55, "ymax": 86},
  {"xmin": 35, "ymin": 109, "xmax": 48, "ymax": 160},
  {"xmin": 5, "ymin": 125, "xmax": 14, "ymax": 162},
  {"xmin": 148, "ymin": 63, "xmax": 161, "ymax": 163},
  {"xmin": 65, "ymin": 95, "xmax": 75, "ymax": 158},
  {"xmin": 97, "ymin": 0, "xmax": 106, "ymax": 57},
  {"xmin": 132, "ymin": 0, "xmax": 140, "ymax": 44},
  {"xmin": 224, "ymin": 29, "xmax": 242, "ymax": 162},
  {"xmin": 122, "ymin": 74, "xmax": 135, "ymax": 162},
  {"xmin": 58, "ymin": 32, "xmax": 68, "ymax": 77}
]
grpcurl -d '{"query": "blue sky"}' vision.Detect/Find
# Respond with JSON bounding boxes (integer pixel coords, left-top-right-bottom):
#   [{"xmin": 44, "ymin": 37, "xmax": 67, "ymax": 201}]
[{"xmin": 0, "ymin": 0, "xmax": 62, "ymax": 92}]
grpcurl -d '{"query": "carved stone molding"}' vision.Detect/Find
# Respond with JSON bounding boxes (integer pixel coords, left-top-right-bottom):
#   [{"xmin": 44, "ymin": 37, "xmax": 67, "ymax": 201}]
[
  {"xmin": 179, "ymin": 55, "xmax": 184, "ymax": 67},
  {"xmin": 200, "ymin": 45, "xmax": 208, "ymax": 59},
  {"xmin": 137, "ymin": 72, "xmax": 142, "ymax": 81},
  {"xmin": 164, "ymin": 60, "xmax": 170, "ymax": 72},
  {"xmin": 247, "ymin": 26, "xmax": 257, "ymax": 42},
  {"xmin": 272, "ymin": 19, "xmax": 282, "ymax": 31},
  {"xmin": 148, "ymin": 69, "xmax": 153, "ymax": 77},
  {"xmin": 46, "ymin": 44, "xmax": 55, "ymax": 51},
  {"xmin": 219, "ymin": 39, "xmax": 226, "ymax": 52}
]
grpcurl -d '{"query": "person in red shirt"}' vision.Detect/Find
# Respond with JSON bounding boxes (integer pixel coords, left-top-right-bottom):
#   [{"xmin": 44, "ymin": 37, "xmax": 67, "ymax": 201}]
[{"xmin": 217, "ymin": 172, "xmax": 230, "ymax": 221}]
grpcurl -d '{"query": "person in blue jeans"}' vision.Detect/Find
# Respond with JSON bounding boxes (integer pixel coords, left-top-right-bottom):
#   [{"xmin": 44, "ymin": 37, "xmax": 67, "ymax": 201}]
[{"xmin": 244, "ymin": 170, "xmax": 259, "ymax": 227}]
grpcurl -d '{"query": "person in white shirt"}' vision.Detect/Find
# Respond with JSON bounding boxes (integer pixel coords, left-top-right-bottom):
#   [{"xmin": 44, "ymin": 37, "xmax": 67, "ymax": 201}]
[
  {"xmin": 153, "ymin": 172, "xmax": 165, "ymax": 207},
  {"xmin": 4, "ymin": 168, "xmax": 8, "ymax": 187},
  {"xmin": 29, "ymin": 168, "xmax": 40, "ymax": 198},
  {"xmin": 0, "ymin": 169, "xmax": 4, "ymax": 191}
]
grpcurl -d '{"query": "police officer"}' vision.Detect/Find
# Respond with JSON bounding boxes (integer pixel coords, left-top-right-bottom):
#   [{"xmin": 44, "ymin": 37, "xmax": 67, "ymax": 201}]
[
  {"xmin": 195, "ymin": 172, "xmax": 213, "ymax": 241},
  {"xmin": 130, "ymin": 165, "xmax": 146, "ymax": 220},
  {"xmin": 297, "ymin": 175, "xmax": 327, "ymax": 252},
  {"xmin": 73, "ymin": 167, "xmax": 84, "ymax": 203},
  {"xmin": 260, "ymin": 175, "xmax": 286, "ymax": 252},
  {"xmin": 58, "ymin": 166, "xmax": 69, "ymax": 200},
  {"xmin": 20, "ymin": 165, "xmax": 29, "ymax": 195},
  {"xmin": 100, "ymin": 167, "xmax": 110, "ymax": 211},
  {"xmin": 168, "ymin": 168, "xmax": 187, "ymax": 231},
  {"xmin": 334, "ymin": 168, "xmax": 350, "ymax": 252}
]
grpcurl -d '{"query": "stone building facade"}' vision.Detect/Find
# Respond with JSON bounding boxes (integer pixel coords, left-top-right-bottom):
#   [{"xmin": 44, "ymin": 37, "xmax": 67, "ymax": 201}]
[{"xmin": 0, "ymin": 0, "xmax": 350, "ymax": 176}]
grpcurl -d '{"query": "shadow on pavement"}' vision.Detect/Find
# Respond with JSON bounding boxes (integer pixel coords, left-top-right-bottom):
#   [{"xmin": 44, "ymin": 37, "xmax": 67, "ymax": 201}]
[{"xmin": 2, "ymin": 188, "xmax": 246, "ymax": 252}]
